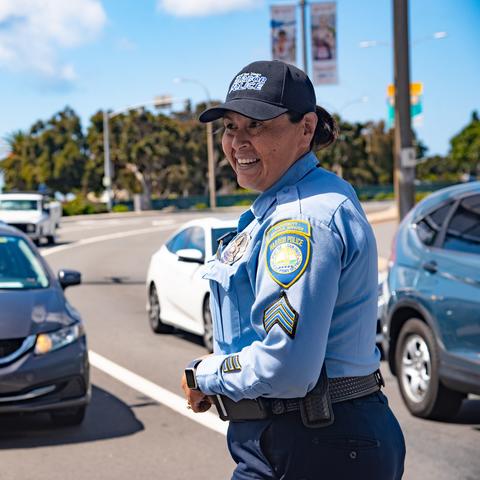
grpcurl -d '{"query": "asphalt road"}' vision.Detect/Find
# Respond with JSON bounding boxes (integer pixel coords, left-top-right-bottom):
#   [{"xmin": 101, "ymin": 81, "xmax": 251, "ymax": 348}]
[{"xmin": 1, "ymin": 206, "xmax": 479, "ymax": 480}]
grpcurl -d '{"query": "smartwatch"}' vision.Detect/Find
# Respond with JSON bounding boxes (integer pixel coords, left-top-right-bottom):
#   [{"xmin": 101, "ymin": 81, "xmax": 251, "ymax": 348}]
[{"xmin": 185, "ymin": 359, "xmax": 203, "ymax": 390}]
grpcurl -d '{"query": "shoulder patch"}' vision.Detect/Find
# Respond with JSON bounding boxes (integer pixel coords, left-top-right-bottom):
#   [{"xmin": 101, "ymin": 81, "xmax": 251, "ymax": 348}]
[
  {"xmin": 265, "ymin": 219, "xmax": 311, "ymax": 288},
  {"xmin": 263, "ymin": 293, "xmax": 299, "ymax": 338},
  {"xmin": 222, "ymin": 355, "xmax": 242, "ymax": 373}
]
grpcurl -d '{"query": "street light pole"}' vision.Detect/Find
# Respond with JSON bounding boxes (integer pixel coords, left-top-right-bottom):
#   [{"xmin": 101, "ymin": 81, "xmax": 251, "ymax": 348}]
[
  {"xmin": 175, "ymin": 78, "xmax": 217, "ymax": 209},
  {"xmin": 393, "ymin": 0, "xmax": 415, "ymax": 220},
  {"xmin": 299, "ymin": 0, "xmax": 308, "ymax": 71},
  {"xmin": 103, "ymin": 110, "xmax": 113, "ymax": 212}
]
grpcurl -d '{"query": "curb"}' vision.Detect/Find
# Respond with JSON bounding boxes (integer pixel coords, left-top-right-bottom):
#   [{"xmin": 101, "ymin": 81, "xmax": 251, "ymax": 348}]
[
  {"xmin": 366, "ymin": 205, "xmax": 398, "ymax": 225},
  {"xmin": 61, "ymin": 203, "xmax": 399, "ymax": 224}
]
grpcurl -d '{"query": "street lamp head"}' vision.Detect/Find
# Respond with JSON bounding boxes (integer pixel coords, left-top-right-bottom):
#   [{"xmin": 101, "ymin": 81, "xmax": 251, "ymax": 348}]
[{"xmin": 359, "ymin": 40, "xmax": 378, "ymax": 48}]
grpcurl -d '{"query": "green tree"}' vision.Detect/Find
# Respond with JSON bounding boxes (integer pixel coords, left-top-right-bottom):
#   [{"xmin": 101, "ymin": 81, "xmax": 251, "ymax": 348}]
[
  {"xmin": 2, "ymin": 107, "xmax": 87, "ymax": 194},
  {"xmin": 450, "ymin": 111, "xmax": 480, "ymax": 177}
]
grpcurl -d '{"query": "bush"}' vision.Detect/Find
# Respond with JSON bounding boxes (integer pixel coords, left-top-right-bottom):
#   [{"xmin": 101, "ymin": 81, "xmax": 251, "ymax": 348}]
[
  {"xmin": 234, "ymin": 199, "xmax": 253, "ymax": 207},
  {"xmin": 373, "ymin": 192, "xmax": 395, "ymax": 201},
  {"xmin": 62, "ymin": 197, "xmax": 108, "ymax": 216},
  {"xmin": 415, "ymin": 191, "xmax": 432, "ymax": 203},
  {"xmin": 112, "ymin": 204, "xmax": 130, "ymax": 213}
]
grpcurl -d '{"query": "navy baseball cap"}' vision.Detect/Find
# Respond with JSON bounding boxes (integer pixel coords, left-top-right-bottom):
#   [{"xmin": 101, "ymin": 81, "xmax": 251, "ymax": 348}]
[{"xmin": 199, "ymin": 60, "xmax": 316, "ymax": 123}]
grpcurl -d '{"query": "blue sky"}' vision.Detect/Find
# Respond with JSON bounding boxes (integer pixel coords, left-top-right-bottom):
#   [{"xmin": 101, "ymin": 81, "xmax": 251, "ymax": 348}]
[{"xmin": 0, "ymin": 0, "xmax": 479, "ymax": 161}]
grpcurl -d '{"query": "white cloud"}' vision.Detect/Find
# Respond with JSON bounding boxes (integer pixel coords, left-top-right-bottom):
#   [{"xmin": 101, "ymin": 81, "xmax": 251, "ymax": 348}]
[
  {"xmin": 157, "ymin": 0, "xmax": 259, "ymax": 17},
  {"xmin": 0, "ymin": 0, "xmax": 106, "ymax": 82}
]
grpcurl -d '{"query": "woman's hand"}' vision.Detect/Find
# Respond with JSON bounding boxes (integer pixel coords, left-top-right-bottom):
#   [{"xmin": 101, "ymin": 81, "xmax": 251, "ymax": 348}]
[{"xmin": 181, "ymin": 355, "xmax": 213, "ymax": 413}]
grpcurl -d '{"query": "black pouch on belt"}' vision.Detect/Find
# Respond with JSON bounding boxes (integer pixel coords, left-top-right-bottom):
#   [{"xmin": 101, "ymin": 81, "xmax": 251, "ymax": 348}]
[{"xmin": 299, "ymin": 364, "xmax": 334, "ymax": 428}]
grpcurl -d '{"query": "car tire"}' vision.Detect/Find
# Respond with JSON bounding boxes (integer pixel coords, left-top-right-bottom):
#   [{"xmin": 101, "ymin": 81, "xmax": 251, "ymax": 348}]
[
  {"xmin": 46, "ymin": 235, "xmax": 55, "ymax": 245},
  {"xmin": 395, "ymin": 318, "xmax": 465, "ymax": 420},
  {"xmin": 148, "ymin": 284, "xmax": 173, "ymax": 334},
  {"xmin": 202, "ymin": 296, "xmax": 214, "ymax": 353},
  {"xmin": 50, "ymin": 405, "xmax": 86, "ymax": 426}
]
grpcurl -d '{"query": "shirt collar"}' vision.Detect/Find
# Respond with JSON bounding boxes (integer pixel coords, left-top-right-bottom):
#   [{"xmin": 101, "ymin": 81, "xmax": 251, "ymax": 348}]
[{"xmin": 251, "ymin": 151, "xmax": 318, "ymax": 220}]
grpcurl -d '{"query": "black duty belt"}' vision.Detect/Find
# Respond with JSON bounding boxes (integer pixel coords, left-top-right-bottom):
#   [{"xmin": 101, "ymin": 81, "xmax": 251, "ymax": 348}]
[{"xmin": 213, "ymin": 370, "xmax": 385, "ymax": 424}]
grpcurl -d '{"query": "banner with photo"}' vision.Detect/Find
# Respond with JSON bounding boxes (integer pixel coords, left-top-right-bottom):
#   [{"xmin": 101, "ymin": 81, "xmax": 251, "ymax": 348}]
[
  {"xmin": 311, "ymin": 2, "xmax": 338, "ymax": 85},
  {"xmin": 270, "ymin": 5, "xmax": 296, "ymax": 64}
]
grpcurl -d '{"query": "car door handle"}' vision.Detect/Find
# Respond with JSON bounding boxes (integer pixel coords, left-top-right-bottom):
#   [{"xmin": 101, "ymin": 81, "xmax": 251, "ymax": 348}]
[{"xmin": 422, "ymin": 261, "xmax": 438, "ymax": 273}]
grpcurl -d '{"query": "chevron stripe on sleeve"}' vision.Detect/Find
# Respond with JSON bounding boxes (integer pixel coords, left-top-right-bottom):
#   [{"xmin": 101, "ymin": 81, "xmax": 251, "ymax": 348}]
[
  {"xmin": 263, "ymin": 293, "xmax": 299, "ymax": 338},
  {"xmin": 222, "ymin": 354, "xmax": 242, "ymax": 373}
]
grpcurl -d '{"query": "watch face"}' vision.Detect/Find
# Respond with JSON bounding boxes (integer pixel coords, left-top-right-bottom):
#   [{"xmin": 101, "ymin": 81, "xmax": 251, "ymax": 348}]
[{"xmin": 185, "ymin": 368, "xmax": 197, "ymax": 389}]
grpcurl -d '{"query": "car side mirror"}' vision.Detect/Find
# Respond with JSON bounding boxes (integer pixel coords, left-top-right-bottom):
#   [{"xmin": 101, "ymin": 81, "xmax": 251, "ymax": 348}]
[
  {"xmin": 58, "ymin": 269, "xmax": 82, "ymax": 289},
  {"xmin": 176, "ymin": 248, "xmax": 204, "ymax": 264}
]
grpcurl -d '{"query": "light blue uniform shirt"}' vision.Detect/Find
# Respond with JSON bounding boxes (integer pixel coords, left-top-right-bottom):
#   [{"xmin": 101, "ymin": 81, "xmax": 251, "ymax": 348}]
[{"xmin": 196, "ymin": 152, "xmax": 380, "ymax": 402}]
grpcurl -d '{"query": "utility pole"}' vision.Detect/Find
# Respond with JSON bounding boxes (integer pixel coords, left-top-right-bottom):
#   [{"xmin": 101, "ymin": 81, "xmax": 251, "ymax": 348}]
[
  {"xmin": 300, "ymin": 0, "xmax": 308, "ymax": 71},
  {"xmin": 206, "ymin": 120, "xmax": 216, "ymax": 209},
  {"xmin": 393, "ymin": 0, "xmax": 415, "ymax": 220}
]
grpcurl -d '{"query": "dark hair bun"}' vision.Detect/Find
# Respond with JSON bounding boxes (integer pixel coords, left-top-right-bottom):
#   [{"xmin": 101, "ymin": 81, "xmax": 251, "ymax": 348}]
[{"xmin": 313, "ymin": 106, "xmax": 338, "ymax": 148}]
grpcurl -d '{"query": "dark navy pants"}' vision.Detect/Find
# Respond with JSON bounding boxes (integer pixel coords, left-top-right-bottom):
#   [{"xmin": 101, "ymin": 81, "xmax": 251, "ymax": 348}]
[{"xmin": 227, "ymin": 392, "xmax": 405, "ymax": 480}]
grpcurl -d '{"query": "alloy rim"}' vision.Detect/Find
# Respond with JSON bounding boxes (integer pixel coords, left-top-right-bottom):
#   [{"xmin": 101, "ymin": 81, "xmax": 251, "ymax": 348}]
[
  {"xmin": 203, "ymin": 303, "xmax": 213, "ymax": 350},
  {"xmin": 401, "ymin": 334, "xmax": 431, "ymax": 403},
  {"xmin": 149, "ymin": 289, "xmax": 160, "ymax": 327}
]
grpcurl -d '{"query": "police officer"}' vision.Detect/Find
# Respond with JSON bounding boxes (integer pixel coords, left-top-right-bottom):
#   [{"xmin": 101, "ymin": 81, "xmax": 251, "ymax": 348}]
[{"xmin": 182, "ymin": 60, "xmax": 405, "ymax": 480}]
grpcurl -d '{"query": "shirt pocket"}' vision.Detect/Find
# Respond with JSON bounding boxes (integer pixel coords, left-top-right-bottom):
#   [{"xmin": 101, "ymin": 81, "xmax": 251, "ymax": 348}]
[{"xmin": 203, "ymin": 260, "xmax": 241, "ymax": 346}]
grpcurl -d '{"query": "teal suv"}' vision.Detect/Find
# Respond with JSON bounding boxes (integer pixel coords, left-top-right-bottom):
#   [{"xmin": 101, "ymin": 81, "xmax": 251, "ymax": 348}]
[{"xmin": 382, "ymin": 182, "xmax": 480, "ymax": 420}]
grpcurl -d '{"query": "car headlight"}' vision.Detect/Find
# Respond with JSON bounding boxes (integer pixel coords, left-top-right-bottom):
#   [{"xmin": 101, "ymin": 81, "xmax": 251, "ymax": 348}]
[{"xmin": 34, "ymin": 323, "xmax": 84, "ymax": 355}]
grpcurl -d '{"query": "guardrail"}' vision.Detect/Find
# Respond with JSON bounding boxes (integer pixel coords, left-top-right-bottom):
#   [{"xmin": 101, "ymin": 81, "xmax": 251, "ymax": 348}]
[{"xmin": 111, "ymin": 182, "xmax": 456, "ymax": 211}]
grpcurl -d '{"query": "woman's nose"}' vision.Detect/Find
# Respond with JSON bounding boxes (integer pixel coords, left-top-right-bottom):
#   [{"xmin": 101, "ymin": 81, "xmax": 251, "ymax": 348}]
[{"xmin": 231, "ymin": 130, "xmax": 250, "ymax": 150}]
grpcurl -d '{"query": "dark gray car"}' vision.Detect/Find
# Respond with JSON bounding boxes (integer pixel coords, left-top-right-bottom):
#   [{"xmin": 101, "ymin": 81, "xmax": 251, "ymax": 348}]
[{"xmin": 0, "ymin": 223, "xmax": 89, "ymax": 426}]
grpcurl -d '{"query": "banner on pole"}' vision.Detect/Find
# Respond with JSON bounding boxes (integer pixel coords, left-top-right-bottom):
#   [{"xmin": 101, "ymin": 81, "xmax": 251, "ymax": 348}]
[
  {"xmin": 311, "ymin": 2, "xmax": 337, "ymax": 85},
  {"xmin": 387, "ymin": 82, "xmax": 424, "ymax": 127},
  {"xmin": 270, "ymin": 5, "xmax": 297, "ymax": 64}
]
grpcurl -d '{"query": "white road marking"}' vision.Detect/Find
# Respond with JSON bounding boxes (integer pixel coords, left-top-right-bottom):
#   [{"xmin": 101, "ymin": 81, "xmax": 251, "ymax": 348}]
[
  {"xmin": 89, "ymin": 351, "xmax": 227, "ymax": 436},
  {"xmin": 42, "ymin": 225, "xmax": 175, "ymax": 257},
  {"xmin": 151, "ymin": 219, "xmax": 176, "ymax": 226},
  {"xmin": 59, "ymin": 218, "xmax": 172, "ymax": 233}
]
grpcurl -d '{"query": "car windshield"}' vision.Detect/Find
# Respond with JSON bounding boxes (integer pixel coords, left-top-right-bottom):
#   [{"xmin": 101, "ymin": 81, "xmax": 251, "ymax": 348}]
[
  {"xmin": 0, "ymin": 200, "xmax": 39, "ymax": 211},
  {"xmin": 0, "ymin": 236, "xmax": 49, "ymax": 289},
  {"xmin": 211, "ymin": 227, "xmax": 237, "ymax": 253}
]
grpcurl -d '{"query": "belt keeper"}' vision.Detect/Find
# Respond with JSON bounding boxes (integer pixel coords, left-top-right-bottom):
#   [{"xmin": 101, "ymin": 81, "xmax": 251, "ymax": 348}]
[
  {"xmin": 375, "ymin": 369, "xmax": 385, "ymax": 387},
  {"xmin": 271, "ymin": 399, "xmax": 286, "ymax": 415}
]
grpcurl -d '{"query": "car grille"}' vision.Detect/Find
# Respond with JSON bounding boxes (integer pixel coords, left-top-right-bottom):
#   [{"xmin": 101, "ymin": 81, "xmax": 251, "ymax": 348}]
[{"xmin": 0, "ymin": 339, "xmax": 24, "ymax": 358}]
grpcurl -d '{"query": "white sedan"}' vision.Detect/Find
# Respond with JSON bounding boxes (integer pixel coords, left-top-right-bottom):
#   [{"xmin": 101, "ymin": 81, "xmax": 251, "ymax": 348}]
[
  {"xmin": 146, "ymin": 217, "xmax": 386, "ymax": 354},
  {"xmin": 146, "ymin": 218, "xmax": 237, "ymax": 352}
]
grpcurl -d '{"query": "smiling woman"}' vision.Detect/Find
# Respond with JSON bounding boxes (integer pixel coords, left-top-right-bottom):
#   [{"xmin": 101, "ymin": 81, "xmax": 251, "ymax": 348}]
[{"xmin": 182, "ymin": 60, "xmax": 406, "ymax": 480}]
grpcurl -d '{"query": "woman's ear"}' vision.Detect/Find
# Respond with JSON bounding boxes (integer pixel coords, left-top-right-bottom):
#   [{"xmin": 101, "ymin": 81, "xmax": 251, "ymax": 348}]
[{"xmin": 302, "ymin": 112, "xmax": 318, "ymax": 142}]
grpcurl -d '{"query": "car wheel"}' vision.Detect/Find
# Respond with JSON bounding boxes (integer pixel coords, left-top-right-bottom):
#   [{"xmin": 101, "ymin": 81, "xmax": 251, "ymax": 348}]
[
  {"xmin": 50, "ymin": 405, "xmax": 86, "ymax": 426},
  {"xmin": 148, "ymin": 284, "xmax": 173, "ymax": 334},
  {"xmin": 46, "ymin": 235, "xmax": 55, "ymax": 245},
  {"xmin": 202, "ymin": 296, "xmax": 214, "ymax": 353},
  {"xmin": 395, "ymin": 318, "xmax": 465, "ymax": 420}
]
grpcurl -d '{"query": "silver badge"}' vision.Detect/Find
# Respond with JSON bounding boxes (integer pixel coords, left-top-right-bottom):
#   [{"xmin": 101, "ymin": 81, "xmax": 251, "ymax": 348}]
[{"xmin": 220, "ymin": 232, "xmax": 250, "ymax": 265}]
